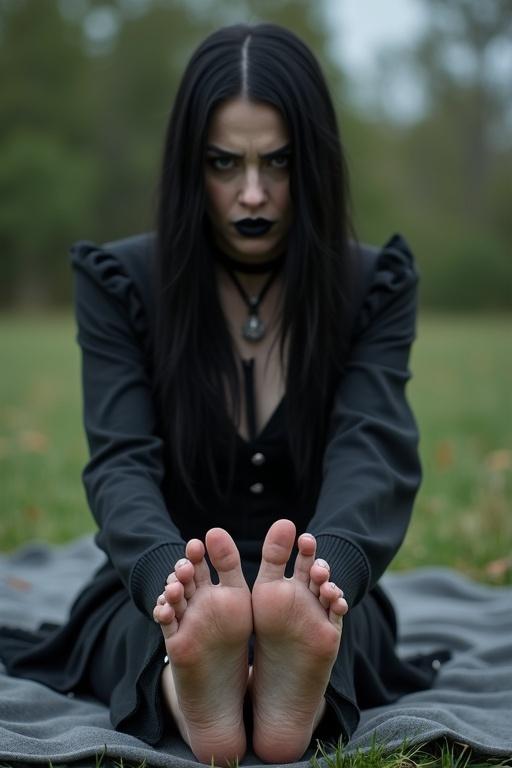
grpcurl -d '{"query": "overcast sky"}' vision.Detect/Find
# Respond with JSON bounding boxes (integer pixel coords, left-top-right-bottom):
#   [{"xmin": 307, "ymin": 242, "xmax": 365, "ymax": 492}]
[
  {"xmin": 326, "ymin": 0, "xmax": 426, "ymax": 74},
  {"xmin": 325, "ymin": 0, "xmax": 428, "ymax": 120}
]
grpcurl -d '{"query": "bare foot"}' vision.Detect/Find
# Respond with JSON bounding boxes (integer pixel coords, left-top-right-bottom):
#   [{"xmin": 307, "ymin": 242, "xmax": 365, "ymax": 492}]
[
  {"xmin": 251, "ymin": 519, "xmax": 348, "ymax": 763},
  {"xmin": 153, "ymin": 529, "xmax": 252, "ymax": 765}
]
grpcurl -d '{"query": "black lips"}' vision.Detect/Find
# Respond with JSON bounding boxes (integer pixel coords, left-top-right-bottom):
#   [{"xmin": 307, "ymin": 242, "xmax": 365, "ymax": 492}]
[{"xmin": 234, "ymin": 218, "xmax": 274, "ymax": 237}]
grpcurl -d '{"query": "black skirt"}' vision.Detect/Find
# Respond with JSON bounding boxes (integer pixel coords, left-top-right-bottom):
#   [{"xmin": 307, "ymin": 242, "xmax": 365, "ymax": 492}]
[{"xmin": 0, "ymin": 555, "xmax": 436, "ymax": 747}]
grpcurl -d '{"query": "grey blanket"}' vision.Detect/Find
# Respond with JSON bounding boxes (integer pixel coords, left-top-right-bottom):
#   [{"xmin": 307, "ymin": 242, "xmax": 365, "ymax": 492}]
[{"xmin": 1, "ymin": 536, "xmax": 511, "ymax": 764}]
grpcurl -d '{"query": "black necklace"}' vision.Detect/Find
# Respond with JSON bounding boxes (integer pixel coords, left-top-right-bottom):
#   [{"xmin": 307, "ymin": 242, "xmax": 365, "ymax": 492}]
[{"xmin": 221, "ymin": 257, "xmax": 284, "ymax": 342}]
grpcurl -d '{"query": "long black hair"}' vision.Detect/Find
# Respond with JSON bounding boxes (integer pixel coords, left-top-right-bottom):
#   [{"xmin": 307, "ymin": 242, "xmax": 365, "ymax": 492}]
[{"xmin": 154, "ymin": 22, "xmax": 356, "ymax": 507}]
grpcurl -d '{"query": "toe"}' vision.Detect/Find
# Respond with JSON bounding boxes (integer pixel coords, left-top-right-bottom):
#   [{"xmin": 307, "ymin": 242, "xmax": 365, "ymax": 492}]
[
  {"xmin": 293, "ymin": 533, "xmax": 316, "ymax": 583},
  {"xmin": 185, "ymin": 538, "xmax": 205, "ymax": 564},
  {"xmin": 309, "ymin": 558, "xmax": 331, "ymax": 596},
  {"xmin": 319, "ymin": 581, "xmax": 345, "ymax": 613},
  {"xmin": 154, "ymin": 602, "xmax": 179, "ymax": 639},
  {"xmin": 205, "ymin": 528, "xmax": 246, "ymax": 588},
  {"xmin": 153, "ymin": 598, "xmax": 176, "ymax": 627},
  {"xmin": 164, "ymin": 581, "xmax": 187, "ymax": 620},
  {"xmin": 174, "ymin": 558, "xmax": 197, "ymax": 599},
  {"xmin": 185, "ymin": 539, "xmax": 211, "ymax": 586},
  {"xmin": 256, "ymin": 519, "xmax": 296, "ymax": 583},
  {"xmin": 329, "ymin": 596, "xmax": 348, "ymax": 626}
]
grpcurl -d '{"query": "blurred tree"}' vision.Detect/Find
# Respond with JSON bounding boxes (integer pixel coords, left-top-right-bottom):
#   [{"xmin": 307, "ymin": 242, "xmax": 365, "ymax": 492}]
[
  {"xmin": 365, "ymin": 0, "xmax": 512, "ymax": 309},
  {"xmin": 0, "ymin": 130, "xmax": 97, "ymax": 304},
  {"xmin": 81, "ymin": 1, "xmax": 214, "ymax": 241},
  {"xmin": 0, "ymin": 0, "xmax": 97, "ymax": 305},
  {"xmin": 407, "ymin": 0, "xmax": 512, "ymax": 223}
]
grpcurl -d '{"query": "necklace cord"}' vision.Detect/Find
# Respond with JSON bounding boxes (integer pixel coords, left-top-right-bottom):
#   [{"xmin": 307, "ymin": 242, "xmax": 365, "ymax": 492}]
[
  {"xmin": 219, "ymin": 256, "xmax": 284, "ymax": 342},
  {"xmin": 226, "ymin": 266, "xmax": 280, "ymax": 311}
]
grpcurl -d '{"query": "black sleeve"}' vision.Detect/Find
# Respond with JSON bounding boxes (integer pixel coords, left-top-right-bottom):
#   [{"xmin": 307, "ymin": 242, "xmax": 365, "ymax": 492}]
[
  {"xmin": 70, "ymin": 242, "xmax": 186, "ymax": 619},
  {"xmin": 307, "ymin": 234, "xmax": 422, "ymax": 608}
]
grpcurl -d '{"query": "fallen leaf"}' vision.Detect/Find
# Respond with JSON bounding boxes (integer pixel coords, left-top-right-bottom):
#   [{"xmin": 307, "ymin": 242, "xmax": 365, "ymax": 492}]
[
  {"xmin": 434, "ymin": 440, "xmax": 455, "ymax": 470},
  {"xmin": 485, "ymin": 556, "xmax": 512, "ymax": 580},
  {"xmin": 4, "ymin": 575, "xmax": 32, "ymax": 592},
  {"xmin": 17, "ymin": 430, "xmax": 48, "ymax": 453},
  {"xmin": 485, "ymin": 449, "xmax": 512, "ymax": 473},
  {"xmin": 23, "ymin": 505, "xmax": 43, "ymax": 521}
]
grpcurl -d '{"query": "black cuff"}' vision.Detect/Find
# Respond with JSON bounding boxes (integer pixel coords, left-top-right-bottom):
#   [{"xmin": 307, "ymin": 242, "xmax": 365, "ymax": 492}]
[
  {"xmin": 130, "ymin": 541, "xmax": 187, "ymax": 617},
  {"xmin": 313, "ymin": 534, "xmax": 370, "ymax": 608}
]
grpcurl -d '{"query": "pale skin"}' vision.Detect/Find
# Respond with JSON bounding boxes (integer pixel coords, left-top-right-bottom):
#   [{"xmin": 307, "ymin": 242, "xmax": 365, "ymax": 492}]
[{"xmin": 152, "ymin": 98, "xmax": 349, "ymax": 764}]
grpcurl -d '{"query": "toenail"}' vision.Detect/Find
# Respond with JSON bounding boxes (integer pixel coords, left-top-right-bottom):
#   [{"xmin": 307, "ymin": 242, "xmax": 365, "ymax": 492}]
[
  {"xmin": 158, "ymin": 595, "xmax": 166, "ymax": 605},
  {"xmin": 316, "ymin": 558, "xmax": 330, "ymax": 569},
  {"xmin": 175, "ymin": 558, "xmax": 189, "ymax": 569}
]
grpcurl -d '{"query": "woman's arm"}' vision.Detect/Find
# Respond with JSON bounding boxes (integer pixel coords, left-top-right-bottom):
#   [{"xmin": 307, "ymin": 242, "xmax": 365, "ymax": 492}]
[
  {"xmin": 307, "ymin": 235, "xmax": 421, "ymax": 608},
  {"xmin": 71, "ymin": 243, "xmax": 186, "ymax": 618}
]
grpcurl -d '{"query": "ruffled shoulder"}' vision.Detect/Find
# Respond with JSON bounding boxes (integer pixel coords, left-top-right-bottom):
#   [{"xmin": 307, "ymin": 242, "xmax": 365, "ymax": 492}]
[
  {"xmin": 353, "ymin": 233, "xmax": 419, "ymax": 336},
  {"xmin": 69, "ymin": 239, "xmax": 149, "ymax": 338}
]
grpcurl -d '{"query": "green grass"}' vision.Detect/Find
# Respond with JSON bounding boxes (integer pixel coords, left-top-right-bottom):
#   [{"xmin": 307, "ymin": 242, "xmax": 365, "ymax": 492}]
[
  {"xmin": 394, "ymin": 313, "xmax": 512, "ymax": 583},
  {"xmin": 3, "ymin": 738, "xmax": 511, "ymax": 768},
  {"xmin": 313, "ymin": 737, "xmax": 512, "ymax": 767},
  {"xmin": 0, "ymin": 313, "xmax": 91, "ymax": 548},
  {"xmin": 0, "ymin": 312, "xmax": 511, "ymax": 768}
]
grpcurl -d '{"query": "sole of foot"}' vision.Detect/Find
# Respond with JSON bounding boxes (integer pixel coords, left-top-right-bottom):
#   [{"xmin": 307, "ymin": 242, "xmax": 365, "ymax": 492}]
[
  {"xmin": 251, "ymin": 519, "xmax": 347, "ymax": 763},
  {"xmin": 153, "ymin": 528, "xmax": 253, "ymax": 765}
]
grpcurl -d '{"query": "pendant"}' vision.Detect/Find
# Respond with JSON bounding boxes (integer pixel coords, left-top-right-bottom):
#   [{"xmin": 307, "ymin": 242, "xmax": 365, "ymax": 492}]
[{"xmin": 243, "ymin": 313, "xmax": 265, "ymax": 342}]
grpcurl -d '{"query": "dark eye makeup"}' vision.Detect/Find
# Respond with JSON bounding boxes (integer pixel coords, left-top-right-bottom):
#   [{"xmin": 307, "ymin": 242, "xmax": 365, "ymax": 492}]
[
  {"xmin": 206, "ymin": 152, "xmax": 291, "ymax": 172},
  {"xmin": 208, "ymin": 156, "xmax": 236, "ymax": 171}
]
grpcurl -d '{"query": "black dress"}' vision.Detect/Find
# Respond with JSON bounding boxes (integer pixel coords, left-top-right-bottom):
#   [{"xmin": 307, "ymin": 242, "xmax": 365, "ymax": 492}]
[{"xmin": 0, "ymin": 232, "xmax": 435, "ymax": 746}]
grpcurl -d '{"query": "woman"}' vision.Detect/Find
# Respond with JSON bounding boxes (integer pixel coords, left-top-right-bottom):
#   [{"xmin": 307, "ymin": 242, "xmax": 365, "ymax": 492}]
[{"xmin": 1, "ymin": 22, "xmax": 436, "ymax": 765}]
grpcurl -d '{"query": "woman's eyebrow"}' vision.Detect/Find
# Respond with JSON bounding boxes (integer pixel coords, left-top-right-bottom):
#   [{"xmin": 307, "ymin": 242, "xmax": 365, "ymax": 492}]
[{"xmin": 206, "ymin": 143, "xmax": 291, "ymax": 159}]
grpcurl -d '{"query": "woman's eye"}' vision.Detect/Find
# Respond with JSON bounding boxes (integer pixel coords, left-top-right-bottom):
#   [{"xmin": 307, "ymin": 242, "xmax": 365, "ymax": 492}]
[
  {"xmin": 209, "ymin": 157, "xmax": 235, "ymax": 171},
  {"xmin": 270, "ymin": 155, "xmax": 290, "ymax": 170}
]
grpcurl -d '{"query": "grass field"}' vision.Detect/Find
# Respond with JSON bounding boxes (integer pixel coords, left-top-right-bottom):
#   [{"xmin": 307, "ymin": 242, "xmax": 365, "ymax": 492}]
[
  {"xmin": 0, "ymin": 312, "xmax": 511, "ymax": 768},
  {"xmin": 1, "ymin": 312, "xmax": 510, "ymax": 582}
]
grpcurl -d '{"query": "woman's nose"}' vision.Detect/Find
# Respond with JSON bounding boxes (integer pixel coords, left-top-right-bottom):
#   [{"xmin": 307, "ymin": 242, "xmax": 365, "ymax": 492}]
[{"xmin": 238, "ymin": 168, "xmax": 267, "ymax": 207}]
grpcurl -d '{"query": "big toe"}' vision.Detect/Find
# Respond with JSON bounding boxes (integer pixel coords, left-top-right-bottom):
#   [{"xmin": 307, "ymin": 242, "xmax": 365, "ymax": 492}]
[
  {"xmin": 256, "ymin": 519, "xmax": 296, "ymax": 583},
  {"xmin": 205, "ymin": 527, "xmax": 246, "ymax": 588}
]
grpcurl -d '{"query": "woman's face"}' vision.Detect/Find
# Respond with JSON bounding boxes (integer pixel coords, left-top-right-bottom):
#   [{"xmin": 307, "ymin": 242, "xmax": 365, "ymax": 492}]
[{"xmin": 204, "ymin": 97, "xmax": 292, "ymax": 263}]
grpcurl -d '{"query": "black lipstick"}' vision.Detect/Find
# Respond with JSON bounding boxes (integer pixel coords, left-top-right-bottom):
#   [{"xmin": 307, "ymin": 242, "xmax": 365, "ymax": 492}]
[{"xmin": 234, "ymin": 218, "xmax": 274, "ymax": 237}]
